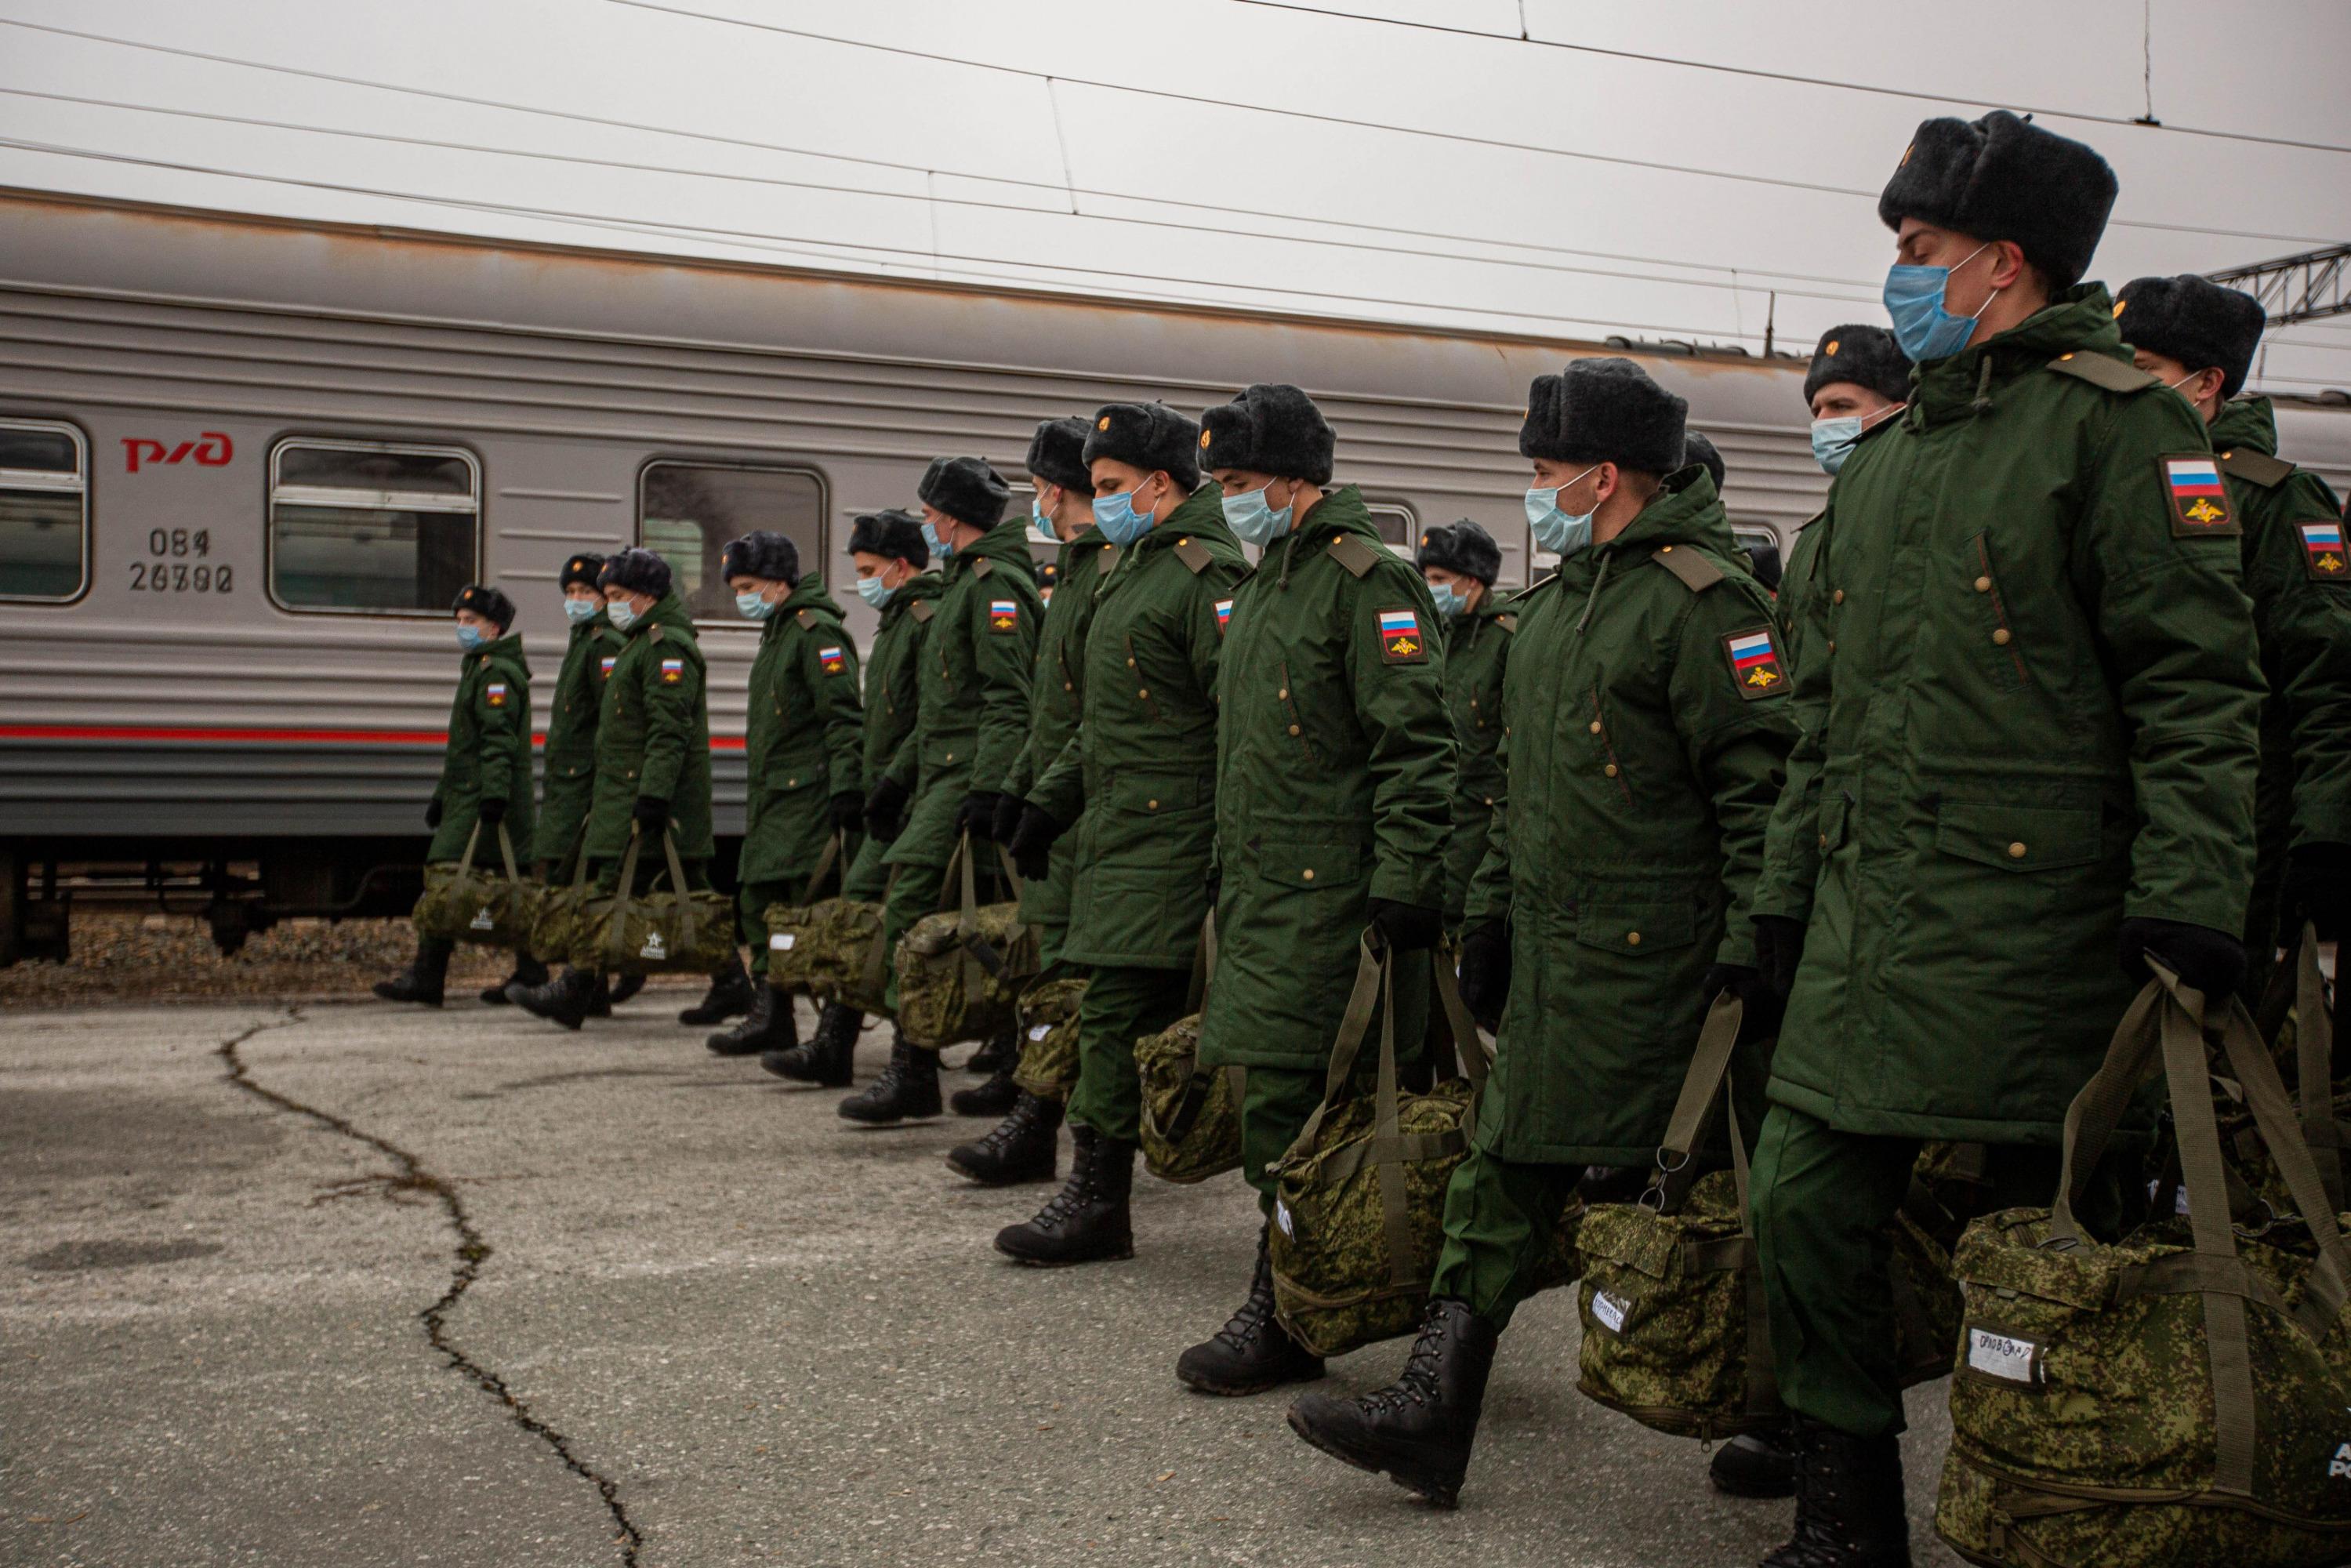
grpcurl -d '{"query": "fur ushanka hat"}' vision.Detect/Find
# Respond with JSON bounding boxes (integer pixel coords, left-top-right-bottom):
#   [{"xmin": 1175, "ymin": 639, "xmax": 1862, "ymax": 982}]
[
  {"xmin": 1519, "ymin": 357, "xmax": 1688, "ymax": 475},
  {"xmin": 917, "ymin": 456, "xmax": 1013, "ymax": 529},
  {"xmin": 1803, "ymin": 325, "xmax": 1913, "ymax": 406},
  {"xmin": 720, "ymin": 530, "xmax": 800, "ymax": 586},
  {"xmin": 1083, "ymin": 402, "xmax": 1203, "ymax": 492},
  {"xmin": 1025, "ymin": 416, "xmax": 1097, "ymax": 495},
  {"xmin": 1197, "ymin": 384, "xmax": 1335, "ymax": 486},
  {"xmin": 1416, "ymin": 519, "xmax": 1502, "ymax": 586},
  {"xmin": 598, "ymin": 547, "xmax": 673, "ymax": 600},
  {"xmin": 2114, "ymin": 274, "xmax": 2266, "ymax": 399},
  {"xmin": 1878, "ymin": 111, "xmax": 2117, "ymax": 289}
]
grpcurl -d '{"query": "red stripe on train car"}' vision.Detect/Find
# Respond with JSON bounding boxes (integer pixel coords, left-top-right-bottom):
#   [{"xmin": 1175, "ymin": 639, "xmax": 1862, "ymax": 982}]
[{"xmin": 0, "ymin": 724, "xmax": 748, "ymax": 750}]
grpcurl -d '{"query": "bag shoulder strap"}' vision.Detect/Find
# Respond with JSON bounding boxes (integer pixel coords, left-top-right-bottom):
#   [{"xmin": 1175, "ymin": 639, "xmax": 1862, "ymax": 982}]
[{"xmin": 1641, "ymin": 991, "xmax": 1746, "ymax": 1214}]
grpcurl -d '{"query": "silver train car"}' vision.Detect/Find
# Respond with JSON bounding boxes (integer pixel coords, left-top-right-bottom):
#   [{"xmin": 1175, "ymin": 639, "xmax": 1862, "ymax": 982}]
[{"xmin": 4, "ymin": 190, "xmax": 2346, "ymax": 955}]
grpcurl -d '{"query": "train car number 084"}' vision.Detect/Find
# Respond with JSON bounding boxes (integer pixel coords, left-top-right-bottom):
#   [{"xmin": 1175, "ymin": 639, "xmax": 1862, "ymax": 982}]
[{"xmin": 128, "ymin": 528, "xmax": 233, "ymax": 593}]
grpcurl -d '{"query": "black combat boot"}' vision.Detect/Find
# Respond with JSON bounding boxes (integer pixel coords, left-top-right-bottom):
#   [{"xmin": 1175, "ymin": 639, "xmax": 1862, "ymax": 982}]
[
  {"xmin": 964, "ymin": 1025, "xmax": 1018, "ymax": 1076},
  {"xmin": 1285, "ymin": 1296, "xmax": 1499, "ymax": 1508},
  {"xmin": 678, "ymin": 952, "xmax": 755, "ymax": 1025},
  {"xmin": 1175, "ymin": 1228, "xmax": 1326, "ymax": 1396},
  {"xmin": 950, "ymin": 1054, "xmax": 1021, "ymax": 1118},
  {"xmin": 508, "ymin": 965, "xmax": 596, "ymax": 1030},
  {"xmin": 764, "ymin": 1002, "xmax": 860, "ymax": 1085},
  {"xmin": 1712, "ymin": 1426, "xmax": 1797, "ymax": 1499},
  {"xmin": 836, "ymin": 1030, "xmax": 941, "ymax": 1123},
  {"xmin": 584, "ymin": 974, "xmax": 615, "ymax": 1019},
  {"xmin": 994, "ymin": 1122, "xmax": 1134, "ymax": 1258},
  {"xmin": 708, "ymin": 986, "xmax": 796, "ymax": 1057},
  {"xmin": 373, "ymin": 937, "xmax": 454, "ymax": 1006},
  {"xmin": 950, "ymin": 1091, "xmax": 1065, "ymax": 1186},
  {"xmin": 608, "ymin": 973, "xmax": 645, "ymax": 1007},
  {"xmin": 481, "ymin": 952, "xmax": 548, "ymax": 1006},
  {"xmin": 1759, "ymin": 1417, "xmax": 1912, "ymax": 1568}
]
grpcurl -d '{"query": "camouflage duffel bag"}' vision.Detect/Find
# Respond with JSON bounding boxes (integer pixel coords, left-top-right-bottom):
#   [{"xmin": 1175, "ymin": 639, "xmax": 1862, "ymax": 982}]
[
  {"xmin": 897, "ymin": 833, "xmax": 1039, "ymax": 1050},
  {"xmin": 1135, "ymin": 916, "xmax": 1240, "ymax": 1183},
  {"xmin": 1012, "ymin": 975, "xmax": 1088, "ymax": 1103},
  {"xmin": 757, "ymin": 835, "xmax": 858, "ymax": 1000},
  {"xmin": 1937, "ymin": 966, "xmax": 2351, "ymax": 1568},
  {"xmin": 412, "ymin": 822, "xmax": 539, "ymax": 948},
  {"xmin": 571, "ymin": 827, "xmax": 737, "ymax": 976}
]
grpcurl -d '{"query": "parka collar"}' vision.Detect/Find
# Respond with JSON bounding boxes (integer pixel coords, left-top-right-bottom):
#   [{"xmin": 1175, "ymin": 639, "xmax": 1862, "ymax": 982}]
[
  {"xmin": 2210, "ymin": 396, "xmax": 2280, "ymax": 459},
  {"xmin": 946, "ymin": 517, "xmax": 1039, "ymax": 582},
  {"xmin": 468, "ymin": 630, "xmax": 528, "ymax": 673},
  {"xmin": 1907, "ymin": 283, "xmax": 2125, "ymax": 427},
  {"xmin": 627, "ymin": 590, "xmax": 691, "ymax": 639},
  {"xmin": 1133, "ymin": 481, "xmax": 1241, "ymax": 557},
  {"xmin": 880, "ymin": 570, "xmax": 942, "ymax": 622},
  {"xmin": 1595, "ymin": 466, "xmax": 1740, "ymax": 560}
]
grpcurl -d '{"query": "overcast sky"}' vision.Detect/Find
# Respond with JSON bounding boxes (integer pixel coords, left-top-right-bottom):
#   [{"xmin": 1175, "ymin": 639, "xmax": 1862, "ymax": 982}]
[{"xmin": 3, "ymin": 0, "xmax": 2347, "ymax": 392}]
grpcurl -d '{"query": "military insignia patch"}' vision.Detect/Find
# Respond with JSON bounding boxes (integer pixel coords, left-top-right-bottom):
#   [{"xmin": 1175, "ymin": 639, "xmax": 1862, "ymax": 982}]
[
  {"xmin": 2160, "ymin": 456, "xmax": 2237, "ymax": 536},
  {"xmin": 485, "ymin": 681, "xmax": 508, "ymax": 707},
  {"xmin": 989, "ymin": 598, "xmax": 1019, "ymax": 631},
  {"xmin": 1724, "ymin": 627, "xmax": 1787, "ymax": 699},
  {"xmin": 1377, "ymin": 607, "xmax": 1426, "ymax": 663},
  {"xmin": 600, "ymin": 655, "xmax": 617, "ymax": 679},
  {"xmin": 2302, "ymin": 520, "xmax": 2348, "ymax": 581},
  {"xmin": 1214, "ymin": 598, "xmax": 1234, "ymax": 636},
  {"xmin": 818, "ymin": 644, "xmax": 847, "ymax": 673},
  {"xmin": 658, "ymin": 658, "xmax": 684, "ymax": 684}
]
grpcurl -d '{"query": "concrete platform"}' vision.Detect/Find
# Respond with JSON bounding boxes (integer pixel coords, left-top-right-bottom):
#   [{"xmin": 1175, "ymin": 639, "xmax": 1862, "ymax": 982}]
[{"xmin": 0, "ymin": 998, "xmax": 1964, "ymax": 1566}]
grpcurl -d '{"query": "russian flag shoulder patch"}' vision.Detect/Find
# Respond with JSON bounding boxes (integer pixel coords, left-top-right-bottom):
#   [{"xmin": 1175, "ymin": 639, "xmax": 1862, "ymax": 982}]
[
  {"xmin": 988, "ymin": 597, "xmax": 1021, "ymax": 632},
  {"xmin": 484, "ymin": 680, "xmax": 509, "ymax": 707},
  {"xmin": 1723, "ymin": 626, "xmax": 1787, "ymax": 700},
  {"xmin": 1375, "ymin": 606, "xmax": 1426, "ymax": 664},
  {"xmin": 1214, "ymin": 598, "xmax": 1234, "ymax": 636},
  {"xmin": 2160, "ymin": 454, "xmax": 2237, "ymax": 537},
  {"xmin": 2300, "ymin": 519, "xmax": 2348, "ymax": 582},
  {"xmin": 658, "ymin": 657, "xmax": 686, "ymax": 685},
  {"xmin": 818, "ymin": 643, "xmax": 848, "ymax": 673}
]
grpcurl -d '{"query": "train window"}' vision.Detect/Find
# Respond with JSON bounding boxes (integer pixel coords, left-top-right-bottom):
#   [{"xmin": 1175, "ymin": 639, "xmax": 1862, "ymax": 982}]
[
  {"xmin": 268, "ymin": 439, "xmax": 479, "ymax": 614},
  {"xmin": 639, "ymin": 460, "xmax": 826, "ymax": 621},
  {"xmin": 0, "ymin": 419, "xmax": 89, "ymax": 602},
  {"xmin": 1362, "ymin": 499, "xmax": 1418, "ymax": 557}
]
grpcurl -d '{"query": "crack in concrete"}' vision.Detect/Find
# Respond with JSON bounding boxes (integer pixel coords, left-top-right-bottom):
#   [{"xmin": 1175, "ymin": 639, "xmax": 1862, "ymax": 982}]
[{"xmin": 218, "ymin": 1010, "xmax": 643, "ymax": 1566}]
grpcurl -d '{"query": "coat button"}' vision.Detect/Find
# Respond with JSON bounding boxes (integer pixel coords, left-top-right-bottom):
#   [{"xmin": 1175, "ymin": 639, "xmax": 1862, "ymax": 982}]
[
  {"xmin": 1063, "ymin": 681, "xmax": 1074, "ymax": 691},
  {"xmin": 626, "ymin": 768, "xmax": 636, "ymax": 779},
  {"xmin": 1147, "ymin": 799, "xmax": 1159, "ymax": 811},
  {"xmin": 1827, "ymin": 639, "xmax": 1836, "ymax": 654},
  {"xmin": 1604, "ymin": 763, "xmax": 1619, "ymax": 778},
  {"xmin": 1278, "ymin": 688, "xmax": 1289, "ymax": 699},
  {"xmin": 1626, "ymin": 931, "xmax": 1642, "ymax": 946},
  {"xmin": 1831, "ymin": 589, "xmax": 1845, "ymax": 604},
  {"xmin": 1992, "ymin": 628, "xmax": 2012, "ymax": 646},
  {"xmin": 1588, "ymin": 720, "xmax": 1602, "ymax": 734},
  {"xmin": 787, "ymin": 777, "xmax": 798, "ymax": 787},
  {"xmin": 1974, "ymin": 575, "xmax": 1992, "ymax": 593},
  {"xmin": 1302, "ymin": 868, "xmax": 1315, "ymax": 880},
  {"xmin": 945, "ymin": 751, "xmax": 956, "ymax": 762},
  {"xmin": 1819, "ymin": 832, "xmax": 1829, "ymax": 850},
  {"xmin": 2008, "ymin": 841, "xmax": 2027, "ymax": 859},
  {"xmin": 1127, "ymin": 656, "xmax": 1137, "ymax": 667},
  {"xmin": 1289, "ymin": 724, "xmax": 1301, "ymax": 736}
]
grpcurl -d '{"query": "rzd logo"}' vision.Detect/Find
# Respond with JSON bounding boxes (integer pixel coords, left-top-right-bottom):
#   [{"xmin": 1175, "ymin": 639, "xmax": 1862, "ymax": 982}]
[{"xmin": 122, "ymin": 432, "xmax": 234, "ymax": 473}]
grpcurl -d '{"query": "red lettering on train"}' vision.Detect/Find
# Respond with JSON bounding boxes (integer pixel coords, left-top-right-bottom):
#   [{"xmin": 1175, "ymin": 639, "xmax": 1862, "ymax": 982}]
[{"xmin": 122, "ymin": 431, "xmax": 234, "ymax": 472}]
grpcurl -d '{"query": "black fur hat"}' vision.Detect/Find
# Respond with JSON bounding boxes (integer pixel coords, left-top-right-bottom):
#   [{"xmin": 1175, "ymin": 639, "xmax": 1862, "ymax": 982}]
[
  {"xmin": 1083, "ymin": 402, "xmax": 1203, "ymax": 491},
  {"xmin": 1519, "ymin": 357, "xmax": 1687, "ymax": 475},
  {"xmin": 452, "ymin": 583, "xmax": 517, "ymax": 631},
  {"xmin": 1803, "ymin": 325, "xmax": 1913, "ymax": 406},
  {"xmin": 1026, "ymin": 416, "xmax": 1097, "ymax": 495},
  {"xmin": 2115, "ymin": 274, "xmax": 2266, "ymax": 399},
  {"xmin": 1198, "ymin": 384, "xmax": 1334, "ymax": 486},
  {"xmin": 847, "ymin": 508, "xmax": 928, "ymax": 568},
  {"xmin": 917, "ymin": 456, "xmax": 1012, "ymax": 529},
  {"xmin": 1416, "ymin": 519, "xmax": 1502, "ymax": 586},
  {"xmin": 1682, "ymin": 430, "xmax": 1725, "ymax": 493},
  {"xmin": 598, "ymin": 547, "xmax": 672, "ymax": 600},
  {"xmin": 558, "ymin": 552, "xmax": 605, "ymax": 591},
  {"xmin": 720, "ymin": 530, "xmax": 800, "ymax": 587},
  {"xmin": 1878, "ymin": 111, "xmax": 2117, "ymax": 288}
]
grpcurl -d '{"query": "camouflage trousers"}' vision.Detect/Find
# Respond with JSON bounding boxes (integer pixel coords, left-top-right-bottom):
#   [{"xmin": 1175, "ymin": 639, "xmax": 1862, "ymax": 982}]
[
  {"xmin": 1750, "ymin": 1104, "xmax": 2128, "ymax": 1439},
  {"xmin": 1427, "ymin": 1149, "xmax": 1585, "ymax": 1330},
  {"xmin": 1065, "ymin": 963, "xmax": 1192, "ymax": 1145},
  {"xmin": 738, "ymin": 878, "xmax": 793, "ymax": 982}
]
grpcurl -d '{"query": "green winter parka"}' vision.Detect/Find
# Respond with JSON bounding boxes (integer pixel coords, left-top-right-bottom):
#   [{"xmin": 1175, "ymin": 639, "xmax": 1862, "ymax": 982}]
[
  {"xmin": 428, "ymin": 632, "xmax": 535, "ymax": 865},
  {"xmin": 882, "ymin": 520, "xmax": 1041, "ymax": 872},
  {"xmin": 1464, "ymin": 471, "xmax": 1796, "ymax": 1163},
  {"xmin": 1437, "ymin": 593, "xmax": 1516, "ymax": 929},
  {"xmin": 1755, "ymin": 287, "xmax": 2266, "ymax": 1143},
  {"xmin": 864, "ymin": 571, "xmax": 941, "ymax": 795},
  {"xmin": 1032, "ymin": 485, "xmax": 1247, "ymax": 968},
  {"xmin": 1000, "ymin": 527, "xmax": 1118, "ymax": 930},
  {"xmin": 1199, "ymin": 485, "xmax": 1455, "ymax": 1071},
  {"xmin": 532, "ymin": 611, "xmax": 624, "ymax": 867},
  {"xmin": 2208, "ymin": 397, "xmax": 2351, "ymax": 956},
  {"xmin": 585, "ymin": 591, "xmax": 715, "ymax": 865},
  {"xmin": 738, "ymin": 579, "xmax": 864, "ymax": 887}
]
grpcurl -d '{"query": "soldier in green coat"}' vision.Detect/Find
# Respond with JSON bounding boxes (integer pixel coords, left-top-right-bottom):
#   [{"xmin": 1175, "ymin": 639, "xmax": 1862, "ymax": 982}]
[
  {"xmin": 376, "ymin": 583, "xmax": 538, "ymax": 1006},
  {"xmin": 705, "ymin": 531, "xmax": 865, "ymax": 1060},
  {"xmin": 990, "ymin": 403, "xmax": 1249, "ymax": 1259},
  {"xmin": 1289, "ymin": 358, "xmax": 1796, "ymax": 1508},
  {"xmin": 1743, "ymin": 115, "xmax": 2265, "ymax": 1566},
  {"xmin": 1413, "ymin": 520, "xmax": 1512, "ymax": 933},
  {"xmin": 765, "ymin": 510, "xmax": 940, "ymax": 1087},
  {"xmin": 949, "ymin": 417, "xmax": 1114, "ymax": 1183},
  {"xmin": 2114, "ymin": 274, "xmax": 2351, "ymax": 1005},
  {"xmin": 513, "ymin": 548, "xmax": 747, "ymax": 1030},
  {"xmin": 1177, "ymin": 384, "xmax": 1456, "ymax": 1396},
  {"xmin": 833, "ymin": 459, "xmax": 1041, "ymax": 1123}
]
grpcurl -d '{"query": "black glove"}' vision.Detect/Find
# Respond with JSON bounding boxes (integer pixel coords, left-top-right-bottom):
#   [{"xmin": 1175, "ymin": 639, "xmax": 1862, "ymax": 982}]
[
  {"xmin": 955, "ymin": 791, "xmax": 1004, "ymax": 843},
  {"xmin": 425, "ymin": 797, "xmax": 444, "ymax": 829},
  {"xmin": 863, "ymin": 776, "xmax": 910, "ymax": 840},
  {"xmin": 1754, "ymin": 914, "xmax": 1808, "ymax": 998},
  {"xmin": 2118, "ymin": 916, "xmax": 2248, "ymax": 1003},
  {"xmin": 631, "ymin": 795, "xmax": 669, "ymax": 833},
  {"xmin": 2284, "ymin": 841, "xmax": 2351, "ymax": 941},
  {"xmin": 830, "ymin": 791, "xmax": 864, "ymax": 834},
  {"xmin": 1366, "ymin": 898, "xmax": 1443, "ymax": 953},
  {"xmin": 1006, "ymin": 803, "xmax": 1069, "ymax": 883},
  {"xmin": 1457, "ymin": 920, "xmax": 1511, "ymax": 1031},
  {"xmin": 990, "ymin": 791, "xmax": 1028, "ymax": 846},
  {"xmin": 1701, "ymin": 961, "xmax": 1783, "ymax": 1044},
  {"xmin": 476, "ymin": 795, "xmax": 506, "ymax": 828}
]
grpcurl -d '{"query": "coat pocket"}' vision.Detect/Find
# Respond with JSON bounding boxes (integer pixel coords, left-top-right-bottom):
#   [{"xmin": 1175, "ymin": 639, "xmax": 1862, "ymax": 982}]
[
  {"xmin": 1257, "ymin": 840, "xmax": 1362, "ymax": 891},
  {"xmin": 1932, "ymin": 802, "xmax": 2101, "ymax": 873},
  {"xmin": 1110, "ymin": 772, "xmax": 1206, "ymax": 816},
  {"xmin": 1572, "ymin": 900, "xmax": 1699, "ymax": 955}
]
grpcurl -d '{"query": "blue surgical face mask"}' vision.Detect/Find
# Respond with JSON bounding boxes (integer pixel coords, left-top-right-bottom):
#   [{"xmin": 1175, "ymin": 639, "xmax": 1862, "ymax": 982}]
[
  {"xmin": 1092, "ymin": 479, "xmax": 1162, "ymax": 548},
  {"xmin": 455, "ymin": 623, "xmax": 487, "ymax": 652},
  {"xmin": 1427, "ymin": 581, "xmax": 1468, "ymax": 619},
  {"xmin": 1525, "ymin": 465, "xmax": 1598, "ymax": 558},
  {"xmin": 1032, "ymin": 495, "xmax": 1061, "ymax": 544},
  {"xmin": 1810, "ymin": 416, "xmax": 1865, "ymax": 476},
  {"xmin": 922, "ymin": 519, "xmax": 953, "ymax": 561},
  {"xmin": 1882, "ymin": 242, "xmax": 1997, "ymax": 363},
  {"xmin": 735, "ymin": 590, "xmax": 775, "ymax": 621},
  {"xmin": 563, "ymin": 596, "xmax": 599, "ymax": 626},
  {"xmin": 1221, "ymin": 485, "xmax": 1294, "ymax": 549},
  {"xmin": 855, "ymin": 573, "xmax": 895, "ymax": 609},
  {"xmin": 605, "ymin": 600, "xmax": 637, "ymax": 632}
]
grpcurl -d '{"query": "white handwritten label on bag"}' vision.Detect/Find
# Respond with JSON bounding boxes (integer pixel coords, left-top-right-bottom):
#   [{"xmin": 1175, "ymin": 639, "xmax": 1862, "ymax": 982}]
[
  {"xmin": 1029, "ymin": 1023, "xmax": 1050, "ymax": 1042},
  {"xmin": 2330, "ymin": 1442, "xmax": 2351, "ymax": 1480},
  {"xmin": 1274, "ymin": 1200, "xmax": 1295, "ymax": 1239},
  {"xmin": 1967, "ymin": 1327, "xmax": 2039, "ymax": 1385},
  {"xmin": 769, "ymin": 932, "xmax": 795, "ymax": 950},
  {"xmin": 640, "ymin": 931, "xmax": 666, "ymax": 961},
  {"xmin": 1591, "ymin": 1290, "xmax": 1628, "ymax": 1334}
]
